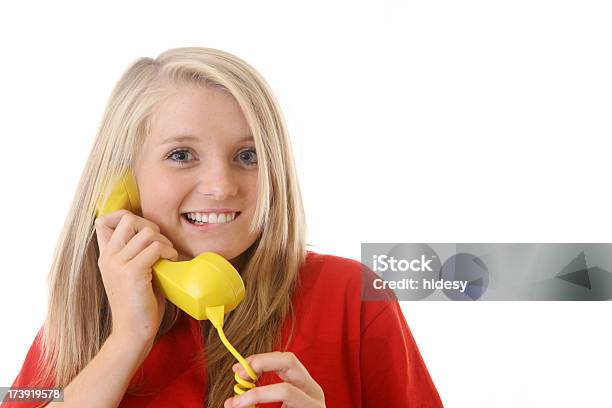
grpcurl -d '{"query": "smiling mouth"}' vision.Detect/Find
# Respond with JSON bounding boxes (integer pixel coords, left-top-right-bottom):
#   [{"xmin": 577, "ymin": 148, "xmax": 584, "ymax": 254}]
[{"xmin": 181, "ymin": 211, "xmax": 242, "ymax": 225}]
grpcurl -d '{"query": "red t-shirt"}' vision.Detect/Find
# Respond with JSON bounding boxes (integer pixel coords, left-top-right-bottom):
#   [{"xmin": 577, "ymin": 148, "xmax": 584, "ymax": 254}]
[{"xmin": 2, "ymin": 250, "xmax": 443, "ymax": 407}]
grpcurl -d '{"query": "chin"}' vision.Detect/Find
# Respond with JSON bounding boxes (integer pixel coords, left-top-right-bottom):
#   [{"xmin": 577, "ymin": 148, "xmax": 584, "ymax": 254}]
[{"xmin": 182, "ymin": 246, "xmax": 236, "ymax": 260}]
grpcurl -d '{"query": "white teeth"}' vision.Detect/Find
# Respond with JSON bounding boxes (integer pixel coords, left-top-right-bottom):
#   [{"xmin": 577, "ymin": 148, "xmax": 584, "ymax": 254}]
[{"xmin": 185, "ymin": 211, "xmax": 237, "ymax": 224}]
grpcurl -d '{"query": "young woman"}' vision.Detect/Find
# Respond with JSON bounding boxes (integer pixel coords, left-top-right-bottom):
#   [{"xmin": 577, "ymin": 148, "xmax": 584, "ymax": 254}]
[{"xmin": 3, "ymin": 47, "xmax": 443, "ymax": 408}]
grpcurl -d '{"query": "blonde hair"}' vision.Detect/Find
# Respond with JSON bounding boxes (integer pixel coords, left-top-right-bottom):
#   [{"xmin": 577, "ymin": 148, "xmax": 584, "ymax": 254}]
[{"xmin": 37, "ymin": 47, "xmax": 307, "ymax": 408}]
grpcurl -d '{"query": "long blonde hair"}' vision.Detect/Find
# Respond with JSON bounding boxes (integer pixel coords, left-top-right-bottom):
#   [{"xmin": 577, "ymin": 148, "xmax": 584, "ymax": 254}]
[{"xmin": 37, "ymin": 47, "xmax": 307, "ymax": 407}]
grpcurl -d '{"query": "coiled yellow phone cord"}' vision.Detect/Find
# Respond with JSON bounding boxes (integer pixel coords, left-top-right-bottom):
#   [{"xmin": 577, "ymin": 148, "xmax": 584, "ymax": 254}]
[{"xmin": 206, "ymin": 305, "xmax": 258, "ymax": 406}]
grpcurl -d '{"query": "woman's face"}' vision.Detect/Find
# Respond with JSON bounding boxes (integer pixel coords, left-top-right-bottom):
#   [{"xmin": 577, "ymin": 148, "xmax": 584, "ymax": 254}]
[{"xmin": 133, "ymin": 83, "xmax": 260, "ymax": 265}]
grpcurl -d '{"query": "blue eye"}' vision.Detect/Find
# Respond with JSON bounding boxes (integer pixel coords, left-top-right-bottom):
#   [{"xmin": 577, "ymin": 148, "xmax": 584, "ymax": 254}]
[
  {"xmin": 165, "ymin": 147, "xmax": 257, "ymax": 167},
  {"xmin": 166, "ymin": 148, "xmax": 194, "ymax": 166},
  {"xmin": 238, "ymin": 148, "xmax": 257, "ymax": 166}
]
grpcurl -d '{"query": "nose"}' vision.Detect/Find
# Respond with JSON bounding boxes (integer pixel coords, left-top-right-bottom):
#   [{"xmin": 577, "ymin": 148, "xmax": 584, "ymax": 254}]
[{"xmin": 196, "ymin": 156, "xmax": 239, "ymax": 200}]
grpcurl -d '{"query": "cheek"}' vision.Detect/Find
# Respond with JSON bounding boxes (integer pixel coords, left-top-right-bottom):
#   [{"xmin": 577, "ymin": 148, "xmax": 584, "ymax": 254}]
[
  {"xmin": 139, "ymin": 177, "xmax": 185, "ymax": 217},
  {"xmin": 242, "ymin": 175, "xmax": 259, "ymax": 205}
]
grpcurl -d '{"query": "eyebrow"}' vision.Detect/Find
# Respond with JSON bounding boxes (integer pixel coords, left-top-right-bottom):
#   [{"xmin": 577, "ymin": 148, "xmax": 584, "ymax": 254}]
[{"xmin": 160, "ymin": 134, "xmax": 254, "ymax": 145}]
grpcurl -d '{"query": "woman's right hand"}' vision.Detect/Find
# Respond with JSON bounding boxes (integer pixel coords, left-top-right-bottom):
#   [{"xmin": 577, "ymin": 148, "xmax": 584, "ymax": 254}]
[{"xmin": 94, "ymin": 209, "xmax": 179, "ymax": 347}]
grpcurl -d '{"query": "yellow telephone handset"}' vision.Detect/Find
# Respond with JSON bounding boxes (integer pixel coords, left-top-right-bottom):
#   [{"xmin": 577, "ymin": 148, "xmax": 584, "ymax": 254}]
[{"xmin": 95, "ymin": 169, "xmax": 257, "ymax": 400}]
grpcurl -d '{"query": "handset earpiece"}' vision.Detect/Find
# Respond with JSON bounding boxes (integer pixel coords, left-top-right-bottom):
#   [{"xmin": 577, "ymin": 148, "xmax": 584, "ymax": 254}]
[{"xmin": 95, "ymin": 169, "xmax": 141, "ymax": 217}]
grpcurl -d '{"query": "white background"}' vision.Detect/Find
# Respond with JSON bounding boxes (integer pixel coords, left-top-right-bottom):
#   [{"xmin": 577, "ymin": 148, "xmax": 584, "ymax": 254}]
[{"xmin": 1, "ymin": 1, "xmax": 611, "ymax": 406}]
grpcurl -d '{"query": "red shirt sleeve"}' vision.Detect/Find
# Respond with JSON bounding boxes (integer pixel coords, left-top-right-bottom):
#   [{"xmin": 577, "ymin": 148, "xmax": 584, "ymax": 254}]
[
  {"xmin": 1, "ymin": 327, "xmax": 54, "ymax": 408},
  {"xmin": 360, "ymin": 300, "xmax": 444, "ymax": 407}
]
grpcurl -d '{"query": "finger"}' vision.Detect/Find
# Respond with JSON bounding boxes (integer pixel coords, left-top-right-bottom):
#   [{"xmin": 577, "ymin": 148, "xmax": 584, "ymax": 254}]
[
  {"xmin": 119, "ymin": 227, "xmax": 174, "ymax": 262},
  {"xmin": 226, "ymin": 382, "xmax": 311, "ymax": 408},
  {"xmin": 94, "ymin": 209, "xmax": 131, "ymax": 254},
  {"xmin": 105, "ymin": 212, "xmax": 161, "ymax": 256},
  {"xmin": 232, "ymin": 352, "xmax": 320, "ymax": 399},
  {"xmin": 129, "ymin": 241, "xmax": 178, "ymax": 271}
]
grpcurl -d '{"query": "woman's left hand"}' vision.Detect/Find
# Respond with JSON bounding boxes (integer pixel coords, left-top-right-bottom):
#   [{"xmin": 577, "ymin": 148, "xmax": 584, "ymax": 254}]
[{"xmin": 224, "ymin": 351, "xmax": 326, "ymax": 408}]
